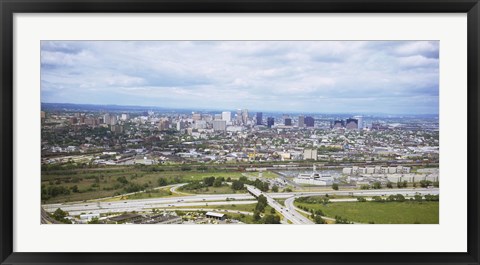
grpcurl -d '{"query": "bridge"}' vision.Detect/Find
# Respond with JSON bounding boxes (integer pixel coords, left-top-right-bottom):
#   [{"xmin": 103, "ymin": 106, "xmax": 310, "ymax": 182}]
[{"xmin": 246, "ymin": 185, "xmax": 313, "ymax": 224}]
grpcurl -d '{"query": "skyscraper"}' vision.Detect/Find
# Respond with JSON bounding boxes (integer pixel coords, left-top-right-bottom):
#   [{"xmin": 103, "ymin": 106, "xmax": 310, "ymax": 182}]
[
  {"xmin": 267, "ymin": 117, "xmax": 274, "ymax": 128},
  {"xmin": 103, "ymin": 114, "xmax": 111, "ymax": 125},
  {"xmin": 332, "ymin": 120, "xmax": 344, "ymax": 129},
  {"xmin": 298, "ymin": 115, "xmax": 305, "ymax": 127},
  {"xmin": 236, "ymin": 109, "xmax": 242, "ymax": 125},
  {"xmin": 212, "ymin": 120, "xmax": 227, "ymax": 131},
  {"xmin": 222, "ymin": 111, "xmax": 231, "ymax": 122},
  {"xmin": 353, "ymin": 115, "xmax": 364, "ymax": 129},
  {"xmin": 305, "ymin": 116, "xmax": 314, "ymax": 127},
  {"xmin": 192, "ymin": 113, "xmax": 202, "ymax": 121},
  {"xmin": 284, "ymin": 118, "xmax": 292, "ymax": 126},
  {"xmin": 346, "ymin": 118, "xmax": 358, "ymax": 130},
  {"xmin": 256, "ymin": 112, "xmax": 263, "ymax": 125},
  {"xmin": 242, "ymin": 109, "xmax": 249, "ymax": 125}
]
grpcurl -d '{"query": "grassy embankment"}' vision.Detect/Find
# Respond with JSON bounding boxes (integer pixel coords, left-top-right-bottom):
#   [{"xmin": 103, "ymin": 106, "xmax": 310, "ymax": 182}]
[{"xmin": 295, "ymin": 200, "xmax": 439, "ymax": 224}]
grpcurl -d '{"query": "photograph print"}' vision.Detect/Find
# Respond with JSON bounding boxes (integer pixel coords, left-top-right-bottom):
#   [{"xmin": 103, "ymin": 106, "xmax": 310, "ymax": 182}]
[{"xmin": 40, "ymin": 40, "xmax": 439, "ymax": 225}]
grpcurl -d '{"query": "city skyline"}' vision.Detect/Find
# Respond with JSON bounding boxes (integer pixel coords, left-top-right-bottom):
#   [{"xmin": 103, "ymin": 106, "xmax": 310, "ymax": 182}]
[{"xmin": 41, "ymin": 40, "xmax": 439, "ymax": 114}]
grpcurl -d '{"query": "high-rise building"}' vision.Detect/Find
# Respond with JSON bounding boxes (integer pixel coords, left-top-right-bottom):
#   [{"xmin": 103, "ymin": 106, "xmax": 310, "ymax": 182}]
[
  {"xmin": 345, "ymin": 118, "xmax": 358, "ymax": 130},
  {"xmin": 332, "ymin": 120, "xmax": 344, "ymax": 129},
  {"xmin": 69, "ymin": 117, "xmax": 78, "ymax": 125},
  {"xmin": 353, "ymin": 115, "xmax": 364, "ymax": 129},
  {"xmin": 214, "ymin": 114, "xmax": 222, "ymax": 120},
  {"xmin": 303, "ymin": 149, "xmax": 318, "ymax": 160},
  {"xmin": 176, "ymin": 121, "xmax": 185, "ymax": 131},
  {"xmin": 236, "ymin": 109, "xmax": 243, "ymax": 125},
  {"xmin": 158, "ymin": 119, "xmax": 170, "ymax": 131},
  {"xmin": 222, "ymin": 111, "xmax": 231, "ymax": 122},
  {"xmin": 305, "ymin": 116, "xmax": 314, "ymax": 127},
  {"xmin": 256, "ymin": 112, "xmax": 263, "ymax": 125},
  {"xmin": 121, "ymin": 113, "xmax": 130, "ymax": 121},
  {"xmin": 111, "ymin": 124, "xmax": 124, "ymax": 134},
  {"xmin": 103, "ymin": 114, "xmax": 111, "ymax": 125},
  {"xmin": 298, "ymin": 115, "xmax": 305, "ymax": 127},
  {"xmin": 110, "ymin": 115, "xmax": 117, "ymax": 125},
  {"xmin": 192, "ymin": 113, "xmax": 202, "ymax": 121},
  {"xmin": 194, "ymin": 120, "xmax": 207, "ymax": 129},
  {"xmin": 213, "ymin": 120, "xmax": 227, "ymax": 131},
  {"xmin": 284, "ymin": 118, "xmax": 292, "ymax": 126},
  {"xmin": 267, "ymin": 117, "xmax": 274, "ymax": 128},
  {"xmin": 242, "ymin": 109, "xmax": 249, "ymax": 125}
]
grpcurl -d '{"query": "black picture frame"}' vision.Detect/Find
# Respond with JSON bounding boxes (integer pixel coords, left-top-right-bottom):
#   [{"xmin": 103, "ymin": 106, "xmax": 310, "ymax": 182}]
[{"xmin": 1, "ymin": 1, "xmax": 479, "ymax": 264}]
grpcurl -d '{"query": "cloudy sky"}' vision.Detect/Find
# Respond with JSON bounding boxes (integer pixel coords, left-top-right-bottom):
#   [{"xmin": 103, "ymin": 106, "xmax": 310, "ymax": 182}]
[{"xmin": 41, "ymin": 41, "xmax": 439, "ymax": 114}]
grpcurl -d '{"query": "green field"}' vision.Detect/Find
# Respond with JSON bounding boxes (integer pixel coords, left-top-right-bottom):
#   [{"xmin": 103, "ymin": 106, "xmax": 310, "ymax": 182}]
[
  {"xmin": 244, "ymin": 171, "xmax": 279, "ymax": 179},
  {"xmin": 295, "ymin": 201, "xmax": 439, "ymax": 224},
  {"xmin": 41, "ymin": 167, "xmax": 245, "ymax": 204},
  {"xmin": 179, "ymin": 185, "xmax": 237, "ymax": 194}
]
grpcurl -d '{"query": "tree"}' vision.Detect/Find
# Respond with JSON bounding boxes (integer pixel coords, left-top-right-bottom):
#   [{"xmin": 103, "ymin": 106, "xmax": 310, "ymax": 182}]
[
  {"xmin": 386, "ymin": 182, "xmax": 393, "ymax": 188},
  {"xmin": 253, "ymin": 211, "xmax": 261, "ymax": 222},
  {"xmin": 357, "ymin": 197, "xmax": 367, "ymax": 202},
  {"xmin": 231, "ymin": 180, "xmax": 244, "ymax": 190},
  {"xmin": 414, "ymin": 194, "xmax": 423, "ymax": 202},
  {"xmin": 262, "ymin": 214, "xmax": 281, "ymax": 224},
  {"xmin": 157, "ymin": 178, "xmax": 168, "ymax": 186},
  {"xmin": 70, "ymin": 185, "xmax": 79, "ymax": 193},
  {"xmin": 203, "ymin": 176, "xmax": 215, "ymax": 187},
  {"xmin": 271, "ymin": 185, "xmax": 279, "ymax": 192},
  {"xmin": 420, "ymin": 180, "xmax": 432, "ymax": 188},
  {"xmin": 372, "ymin": 182, "xmax": 381, "ymax": 189},
  {"xmin": 256, "ymin": 195, "xmax": 268, "ymax": 212},
  {"xmin": 88, "ymin": 217, "xmax": 100, "ymax": 224},
  {"xmin": 314, "ymin": 215, "xmax": 326, "ymax": 224},
  {"xmin": 213, "ymin": 178, "xmax": 223, "ymax": 187},
  {"xmin": 395, "ymin": 194, "xmax": 406, "ymax": 202},
  {"xmin": 270, "ymin": 208, "xmax": 276, "ymax": 214},
  {"xmin": 52, "ymin": 208, "xmax": 72, "ymax": 224},
  {"xmin": 335, "ymin": 215, "xmax": 352, "ymax": 224},
  {"xmin": 332, "ymin": 183, "xmax": 339, "ymax": 190}
]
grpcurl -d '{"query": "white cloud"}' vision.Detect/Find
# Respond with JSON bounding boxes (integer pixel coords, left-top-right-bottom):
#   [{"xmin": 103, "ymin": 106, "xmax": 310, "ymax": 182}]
[{"xmin": 41, "ymin": 41, "xmax": 439, "ymax": 114}]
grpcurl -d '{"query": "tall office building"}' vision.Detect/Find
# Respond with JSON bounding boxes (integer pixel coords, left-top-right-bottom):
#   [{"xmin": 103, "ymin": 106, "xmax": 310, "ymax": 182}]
[
  {"xmin": 103, "ymin": 114, "xmax": 111, "ymax": 125},
  {"xmin": 194, "ymin": 120, "xmax": 207, "ymax": 129},
  {"xmin": 242, "ymin": 109, "xmax": 249, "ymax": 125},
  {"xmin": 345, "ymin": 118, "xmax": 358, "ymax": 130},
  {"xmin": 236, "ymin": 109, "xmax": 243, "ymax": 125},
  {"xmin": 214, "ymin": 114, "xmax": 222, "ymax": 120},
  {"xmin": 353, "ymin": 115, "xmax": 364, "ymax": 129},
  {"xmin": 267, "ymin": 117, "xmax": 274, "ymax": 128},
  {"xmin": 222, "ymin": 111, "xmax": 231, "ymax": 122},
  {"xmin": 176, "ymin": 121, "xmax": 185, "ymax": 131},
  {"xmin": 110, "ymin": 115, "xmax": 117, "ymax": 125},
  {"xmin": 305, "ymin": 116, "xmax": 314, "ymax": 127},
  {"xmin": 284, "ymin": 118, "xmax": 292, "ymax": 126},
  {"xmin": 298, "ymin": 115, "xmax": 305, "ymax": 127},
  {"xmin": 192, "ymin": 113, "xmax": 202, "ymax": 121},
  {"xmin": 212, "ymin": 120, "xmax": 227, "ymax": 131},
  {"xmin": 256, "ymin": 112, "xmax": 263, "ymax": 125},
  {"xmin": 158, "ymin": 119, "xmax": 170, "ymax": 131},
  {"xmin": 332, "ymin": 120, "xmax": 344, "ymax": 129}
]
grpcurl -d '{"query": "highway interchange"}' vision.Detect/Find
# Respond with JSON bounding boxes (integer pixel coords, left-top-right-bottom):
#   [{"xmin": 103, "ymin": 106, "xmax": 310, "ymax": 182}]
[{"xmin": 43, "ymin": 187, "xmax": 439, "ymax": 224}]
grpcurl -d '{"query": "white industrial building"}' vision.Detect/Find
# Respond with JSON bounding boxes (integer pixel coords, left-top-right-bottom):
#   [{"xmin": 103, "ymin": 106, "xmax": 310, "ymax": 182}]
[{"xmin": 294, "ymin": 172, "xmax": 333, "ymax": 186}]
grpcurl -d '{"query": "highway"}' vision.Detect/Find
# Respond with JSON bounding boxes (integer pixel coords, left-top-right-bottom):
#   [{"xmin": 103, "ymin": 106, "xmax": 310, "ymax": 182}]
[
  {"xmin": 246, "ymin": 185, "xmax": 313, "ymax": 224},
  {"xmin": 43, "ymin": 188, "xmax": 439, "ymax": 223}
]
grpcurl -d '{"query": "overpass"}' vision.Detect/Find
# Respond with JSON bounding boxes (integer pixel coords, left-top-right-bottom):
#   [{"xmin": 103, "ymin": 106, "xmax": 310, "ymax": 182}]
[{"xmin": 246, "ymin": 185, "xmax": 313, "ymax": 224}]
